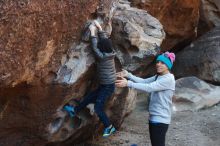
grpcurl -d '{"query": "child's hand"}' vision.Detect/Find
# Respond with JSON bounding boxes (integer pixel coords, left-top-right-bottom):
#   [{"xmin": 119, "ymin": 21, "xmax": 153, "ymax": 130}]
[
  {"xmin": 116, "ymin": 69, "xmax": 128, "ymax": 78},
  {"xmin": 115, "ymin": 77, "xmax": 128, "ymax": 87},
  {"xmin": 93, "ymin": 20, "xmax": 102, "ymax": 31},
  {"xmin": 89, "ymin": 24, "xmax": 96, "ymax": 36}
]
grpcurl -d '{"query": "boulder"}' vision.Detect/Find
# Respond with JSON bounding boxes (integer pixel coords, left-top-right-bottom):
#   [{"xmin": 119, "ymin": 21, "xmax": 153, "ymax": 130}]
[
  {"xmin": 129, "ymin": 0, "xmax": 200, "ymax": 51},
  {"xmin": 0, "ymin": 1, "xmax": 118, "ymax": 146},
  {"xmin": 112, "ymin": 0, "xmax": 165, "ymax": 72},
  {"xmin": 0, "ymin": 0, "xmax": 164, "ymax": 145},
  {"xmin": 0, "ymin": 0, "xmax": 100, "ymax": 87},
  {"xmin": 173, "ymin": 26, "xmax": 220, "ymax": 84},
  {"xmin": 173, "ymin": 77, "xmax": 220, "ymax": 111},
  {"xmin": 0, "ymin": 0, "xmax": 151, "ymax": 146},
  {"xmin": 199, "ymin": 0, "xmax": 220, "ymax": 35}
]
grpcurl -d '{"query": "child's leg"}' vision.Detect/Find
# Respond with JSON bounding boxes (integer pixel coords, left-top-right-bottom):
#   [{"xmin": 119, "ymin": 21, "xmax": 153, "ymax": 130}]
[
  {"xmin": 94, "ymin": 84, "xmax": 115, "ymax": 128},
  {"xmin": 75, "ymin": 87, "xmax": 100, "ymax": 113}
]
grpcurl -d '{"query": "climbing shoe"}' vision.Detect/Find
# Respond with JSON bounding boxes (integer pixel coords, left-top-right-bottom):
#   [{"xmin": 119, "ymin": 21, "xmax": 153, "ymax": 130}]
[
  {"xmin": 103, "ymin": 125, "xmax": 116, "ymax": 138},
  {"xmin": 63, "ymin": 104, "xmax": 75, "ymax": 117}
]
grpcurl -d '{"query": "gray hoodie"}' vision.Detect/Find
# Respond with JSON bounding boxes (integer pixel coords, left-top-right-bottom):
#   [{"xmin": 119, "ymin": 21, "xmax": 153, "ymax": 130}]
[
  {"xmin": 127, "ymin": 73, "xmax": 175, "ymax": 124},
  {"xmin": 90, "ymin": 32, "xmax": 116, "ymax": 85}
]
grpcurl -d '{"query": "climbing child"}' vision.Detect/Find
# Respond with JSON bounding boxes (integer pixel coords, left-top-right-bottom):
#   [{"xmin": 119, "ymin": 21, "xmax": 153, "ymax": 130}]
[{"xmin": 64, "ymin": 20, "xmax": 116, "ymax": 138}]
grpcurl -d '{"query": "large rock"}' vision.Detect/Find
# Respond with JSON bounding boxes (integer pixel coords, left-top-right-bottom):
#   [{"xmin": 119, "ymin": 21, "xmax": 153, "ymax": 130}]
[
  {"xmin": 0, "ymin": 0, "xmax": 165, "ymax": 146},
  {"xmin": 112, "ymin": 0, "xmax": 165, "ymax": 72},
  {"xmin": 0, "ymin": 1, "xmax": 118, "ymax": 146},
  {"xmin": 199, "ymin": 0, "xmax": 220, "ymax": 33},
  {"xmin": 173, "ymin": 26, "xmax": 220, "ymax": 84},
  {"xmin": 130, "ymin": 0, "xmax": 200, "ymax": 51},
  {"xmin": 0, "ymin": 0, "xmax": 164, "ymax": 145},
  {"xmin": 0, "ymin": 0, "xmax": 100, "ymax": 87},
  {"xmin": 173, "ymin": 77, "xmax": 220, "ymax": 111}
]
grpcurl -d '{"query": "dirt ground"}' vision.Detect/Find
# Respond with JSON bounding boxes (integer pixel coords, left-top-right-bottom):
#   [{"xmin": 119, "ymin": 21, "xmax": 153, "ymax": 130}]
[{"xmin": 86, "ymin": 93, "xmax": 220, "ymax": 146}]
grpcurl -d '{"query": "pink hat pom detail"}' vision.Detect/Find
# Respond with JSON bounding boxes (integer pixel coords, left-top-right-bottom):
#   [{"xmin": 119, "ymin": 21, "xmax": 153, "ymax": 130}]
[{"xmin": 164, "ymin": 51, "xmax": 175, "ymax": 63}]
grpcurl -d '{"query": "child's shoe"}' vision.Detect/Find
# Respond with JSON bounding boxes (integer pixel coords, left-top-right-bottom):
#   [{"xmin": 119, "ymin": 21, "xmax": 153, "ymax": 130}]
[
  {"xmin": 63, "ymin": 104, "xmax": 75, "ymax": 117},
  {"xmin": 103, "ymin": 125, "xmax": 116, "ymax": 138}
]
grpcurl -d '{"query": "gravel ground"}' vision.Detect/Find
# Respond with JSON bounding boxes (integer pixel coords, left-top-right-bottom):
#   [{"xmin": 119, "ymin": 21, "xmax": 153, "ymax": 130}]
[{"xmin": 85, "ymin": 94, "xmax": 220, "ymax": 146}]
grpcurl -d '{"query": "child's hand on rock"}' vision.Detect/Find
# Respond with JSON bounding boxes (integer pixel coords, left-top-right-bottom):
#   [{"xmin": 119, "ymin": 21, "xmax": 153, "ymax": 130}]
[
  {"xmin": 93, "ymin": 20, "xmax": 102, "ymax": 31},
  {"xmin": 89, "ymin": 24, "xmax": 97, "ymax": 36}
]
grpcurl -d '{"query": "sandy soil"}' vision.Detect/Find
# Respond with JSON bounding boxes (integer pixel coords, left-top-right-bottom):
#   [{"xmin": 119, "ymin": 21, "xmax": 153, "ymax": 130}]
[{"xmin": 86, "ymin": 94, "xmax": 220, "ymax": 146}]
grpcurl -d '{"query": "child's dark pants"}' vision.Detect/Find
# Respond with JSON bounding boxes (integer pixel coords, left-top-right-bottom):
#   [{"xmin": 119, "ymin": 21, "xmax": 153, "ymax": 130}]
[{"xmin": 75, "ymin": 83, "xmax": 115, "ymax": 128}]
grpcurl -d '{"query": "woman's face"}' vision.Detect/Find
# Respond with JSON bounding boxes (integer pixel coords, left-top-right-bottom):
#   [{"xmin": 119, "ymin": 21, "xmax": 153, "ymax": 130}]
[{"xmin": 156, "ymin": 61, "xmax": 169, "ymax": 75}]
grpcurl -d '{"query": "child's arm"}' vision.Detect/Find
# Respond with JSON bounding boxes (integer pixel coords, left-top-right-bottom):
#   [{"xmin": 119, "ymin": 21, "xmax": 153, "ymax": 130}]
[
  {"xmin": 89, "ymin": 24, "xmax": 114, "ymax": 59},
  {"xmin": 89, "ymin": 25, "xmax": 105, "ymax": 59},
  {"xmin": 94, "ymin": 20, "xmax": 108, "ymax": 39}
]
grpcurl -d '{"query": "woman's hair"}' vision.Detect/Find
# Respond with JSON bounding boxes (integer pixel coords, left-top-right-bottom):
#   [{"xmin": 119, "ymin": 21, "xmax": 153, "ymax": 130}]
[{"xmin": 98, "ymin": 38, "xmax": 113, "ymax": 53}]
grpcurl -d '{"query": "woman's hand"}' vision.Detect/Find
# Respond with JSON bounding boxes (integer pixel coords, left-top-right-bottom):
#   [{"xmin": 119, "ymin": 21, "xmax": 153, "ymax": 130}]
[
  {"xmin": 116, "ymin": 69, "xmax": 129, "ymax": 78},
  {"xmin": 115, "ymin": 77, "xmax": 128, "ymax": 88}
]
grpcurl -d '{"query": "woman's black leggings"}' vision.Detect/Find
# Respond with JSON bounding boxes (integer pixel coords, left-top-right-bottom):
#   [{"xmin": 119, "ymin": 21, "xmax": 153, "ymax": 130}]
[{"xmin": 149, "ymin": 123, "xmax": 169, "ymax": 146}]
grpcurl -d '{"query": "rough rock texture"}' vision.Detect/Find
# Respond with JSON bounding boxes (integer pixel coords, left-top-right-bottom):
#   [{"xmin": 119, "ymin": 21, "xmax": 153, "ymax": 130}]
[
  {"xmin": 0, "ymin": 0, "xmax": 100, "ymax": 87},
  {"xmin": 55, "ymin": 43, "xmax": 94, "ymax": 84},
  {"xmin": 173, "ymin": 26, "xmax": 220, "ymax": 84},
  {"xmin": 0, "ymin": 0, "xmax": 113, "ymax": 146},
  {"xmin": 112, "ymin": 0, "xmax": 165, "ymax": 72},
  {"xmin": 130, "ymin": 0, "xmax": 200, "ymax": 51},
  {"xmin": 173, "ymin": 77, "xmax": 220, "ymax": 111},
  {"xmin": 0, "ymin": 0, "xmax": 165, "ymax": 146},
  {"xmin": 198, "ymin": 0, "xmax": 220, "ymax": 36}
]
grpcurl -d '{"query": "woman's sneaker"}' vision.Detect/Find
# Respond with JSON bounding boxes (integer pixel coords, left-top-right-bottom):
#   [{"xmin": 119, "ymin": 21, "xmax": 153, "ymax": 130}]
[
  {"xmin": 63, "ymin": 104, "xmax": 75, "ymax": 117},
  {"xmin": 103, "ymin": 125, "xmax": 116, "ymax": 138}
]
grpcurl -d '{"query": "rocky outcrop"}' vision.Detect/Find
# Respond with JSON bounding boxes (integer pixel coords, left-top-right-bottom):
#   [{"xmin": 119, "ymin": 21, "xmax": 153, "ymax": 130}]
[
  {"xmin": 0, "ymin": 0, "xmax": 101, "ymax": 87},
  {"xmin": 173, "ymin": 26, "xmax": 220, "ymax": 84},
  {"xmin": 55, "ymin": 43, "xmax": 94, "ymax": 84},
  {"xmin": 0, "ymin": 0, "xmax": 165, "ymax": 146},
  {"xmin": 199, "ymin": 0, "xmax": 220, "ymax": 35},
  {"xmin": 112, "ymin": 0, "xmax": 165, "ymax": 72},
  {"xmin": 173, "ymin": 77, "xmax": 220, "ymax": 111},
  {"xmin": 129, "ymin": 0, "xmax": 200, "ymax": 51},
  {"xmin": 0, "ymin": 0, "xmax": 114, "ymax": 146}
]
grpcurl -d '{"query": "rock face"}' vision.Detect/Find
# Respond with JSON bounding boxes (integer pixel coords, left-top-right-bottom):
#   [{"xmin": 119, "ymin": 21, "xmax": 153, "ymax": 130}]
[
  {"xmin": 200, "ymin": 0, "xmax": 220, "ymax": 27},
  {"xmin": 198, "ymin": 0, "xmax": 220, "ymax": 36},
  {"xmin": 129, "ymin": 0, "xmax": 200, "ymax": 50},
  {"xmin": 173, "ymin": 26, "xmax": 220, "ymax": 84},
  {"xmin": 55, "ymin": 43, "xmax": 94, "ymax": 84},
  {"xmin": 112, "ymin": 0, "xmax": 165, "ymax": 72},
  {"xmin": 0, "ymin": 0, "xmax": 165, "ymax": 146},
  {"xmin": 0, "ymin": 0, "xmax": 114, "ymax": 146},
  {"xmin": 173, "ymin": 77, "xmax": 220, "ymax": 111},
  {"xmin": 0, "ymin": 0, "xmax": 100, "ymax": 87}
]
